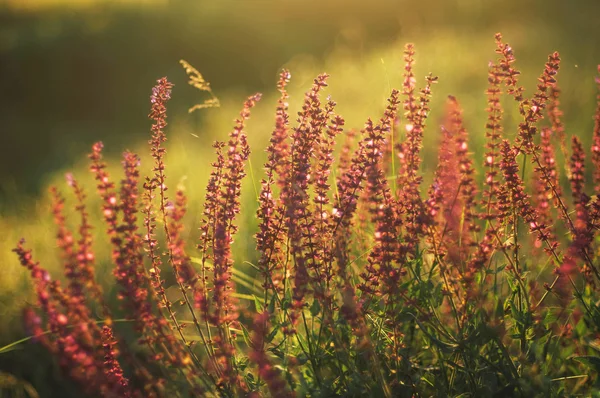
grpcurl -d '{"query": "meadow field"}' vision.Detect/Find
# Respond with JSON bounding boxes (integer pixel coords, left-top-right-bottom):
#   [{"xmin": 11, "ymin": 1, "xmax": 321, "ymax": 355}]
[{"xmin": 1, "ymin": 0, "xmax": 600, "ymax": 396}]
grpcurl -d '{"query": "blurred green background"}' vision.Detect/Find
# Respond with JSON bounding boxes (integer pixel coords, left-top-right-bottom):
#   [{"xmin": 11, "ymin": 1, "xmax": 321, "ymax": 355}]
[{"xmin": 1, "ymin": 0, "xmax": 599, "ymax": 396}]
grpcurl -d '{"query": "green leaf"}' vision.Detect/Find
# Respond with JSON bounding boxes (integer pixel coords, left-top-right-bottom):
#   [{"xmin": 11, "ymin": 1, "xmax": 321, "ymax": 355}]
[
  {"xmin": 266, "ymin": 325, "xmax": 280, "ymax": 343},
  {"xmin": 310, "ymin": 300, "xmax": 321, "ymax": 317},
  {"xmin": 268, "ymin": 294, "xmax": 276, "ymax": 314},
  {"xmin": 253, "ymin": 295, "xmax": 265, "ymax": 313},
  {"xmin": 268, "ymin": 347, "xmax": 284, "ymax": 359},
  {"xmin": 487, "ymin": 264, "xmax": 506, "ymax": 275},
  {"xmin": 509, "ymin": 299, "xmax": 520, "ymax": 323},
  {"xmin": 573, "ymin": 356, "xmax": 600, "ymax": 373},
  {"xmin": 295, "ymin": 353, "xmax": 309, "ymax": 365},
  {"xmin": 240, "ymin": 324, "xmax": 252, "ymax": 347},
  {"xmin": 506, "ymin": 276, "xmax": 517, "ymax": 293},
  {"xmin": 237, "ymin": 356, "xmax": 249, "ymax": 371}
]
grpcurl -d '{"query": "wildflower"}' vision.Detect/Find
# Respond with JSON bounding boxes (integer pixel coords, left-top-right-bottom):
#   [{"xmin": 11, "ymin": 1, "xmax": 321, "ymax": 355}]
[
  {"xmin": 256, "ymin": 70, "xmax": 292, "ymax": 299},
  {"xmin": 282, "ymin": 74, "xmax": 328, "ymax": 325},
  {"xmin": 499, "ymin": 141, "xmax": 556, "ymax": 254},
  {"xmin": 101, "ymin": 326, "xmax": 132, "ymax": 397},
  {"xmin": 211, "ymin": 93, "xmax": 261, "ymax": 388}
]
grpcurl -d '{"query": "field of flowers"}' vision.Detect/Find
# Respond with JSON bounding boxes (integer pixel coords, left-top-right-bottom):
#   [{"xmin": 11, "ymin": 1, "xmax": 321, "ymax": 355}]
[
  {"xmin": 2, "ymin": 0, "xmax": 600, "ymax": 396},
  {"xmin": 4, "ymin": 30, "xmax": 600, "ymax": 397}
]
